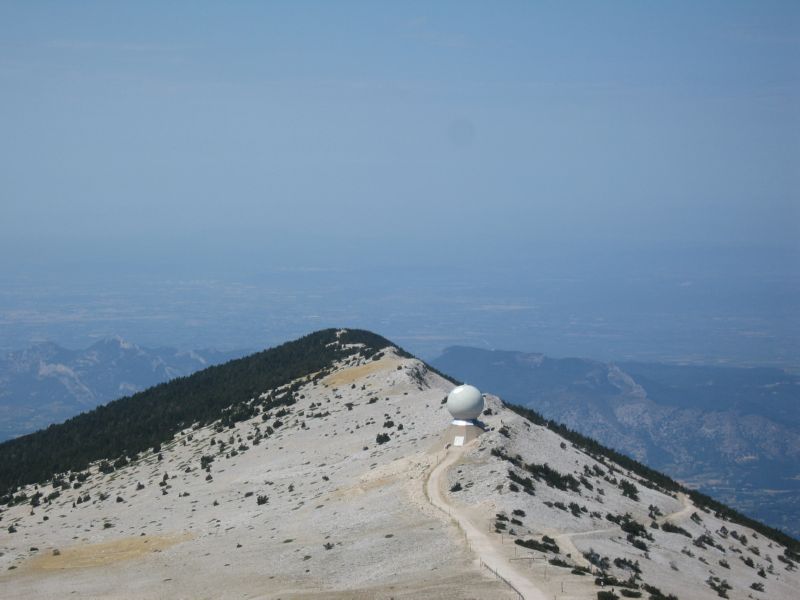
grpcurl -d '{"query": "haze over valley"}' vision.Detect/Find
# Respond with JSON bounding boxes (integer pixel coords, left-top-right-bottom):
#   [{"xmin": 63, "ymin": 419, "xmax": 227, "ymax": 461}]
[{"xmin": 1, "ymin": 2, "xmax": 797, "ymax": 598}]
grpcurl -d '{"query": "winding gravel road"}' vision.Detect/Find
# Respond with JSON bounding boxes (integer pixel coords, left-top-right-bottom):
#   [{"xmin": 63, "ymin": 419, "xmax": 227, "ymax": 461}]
[{"xmin": 425, "ymin": 445, "xmax": 549, "ymax": 600}]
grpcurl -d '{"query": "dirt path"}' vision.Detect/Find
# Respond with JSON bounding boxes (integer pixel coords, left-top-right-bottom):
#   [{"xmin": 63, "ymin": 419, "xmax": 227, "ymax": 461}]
[
  {"xmin": 659, "ymin": 493, "xmax": 694, "ymax": 524},
  {"xmin": 553, "ymin": 528, "xmax": 614, "ymax": 570},
  {"xmin": 425, "ymin": 446, "xmax": 549, "ymax": 600},
  {"xmin": 555, "ymin": 491, "xmax": 696, "ymax": 568}
]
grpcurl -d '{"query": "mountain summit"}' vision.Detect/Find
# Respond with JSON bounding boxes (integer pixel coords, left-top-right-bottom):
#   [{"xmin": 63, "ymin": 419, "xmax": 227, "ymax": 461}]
[{"xmin": 1, "ymin": 329, "xmax": 797, "ymax": 599}]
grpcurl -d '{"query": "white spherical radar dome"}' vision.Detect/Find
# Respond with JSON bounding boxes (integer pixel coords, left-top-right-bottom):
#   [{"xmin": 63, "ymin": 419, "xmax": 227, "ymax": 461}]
[{"xmin": 446, "ymin": 384, "xmax": 484, "ymax": 421}]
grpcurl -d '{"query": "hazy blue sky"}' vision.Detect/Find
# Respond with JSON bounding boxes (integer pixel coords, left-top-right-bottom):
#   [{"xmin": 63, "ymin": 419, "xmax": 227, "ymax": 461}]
[{"xmin": 1, "ymin": 1, "xmax": 797, "ymax": 273}]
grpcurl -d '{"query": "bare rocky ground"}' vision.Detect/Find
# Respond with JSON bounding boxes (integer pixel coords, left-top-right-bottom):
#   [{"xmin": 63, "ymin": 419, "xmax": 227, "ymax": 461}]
[
  {"xmin": 1, "ymin": 339, "xmax": 798, "ymax": 599},
  {"xmin": 444, "ymin": 402, "xmax": 800, "ymax": 599}
]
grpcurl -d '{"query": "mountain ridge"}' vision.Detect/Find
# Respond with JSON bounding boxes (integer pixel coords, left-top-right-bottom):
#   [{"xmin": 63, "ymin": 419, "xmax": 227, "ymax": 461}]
[
  {"xmin": 431, "ymin": 345, "xmax": 800, "ymax": 538},
  {"xmin": 1, "ymin": 329, "xmax": 798, "ymax": 599},
  {"xmin": 0, "ymin": 329, "xmax": 398, "ymax": 493}
]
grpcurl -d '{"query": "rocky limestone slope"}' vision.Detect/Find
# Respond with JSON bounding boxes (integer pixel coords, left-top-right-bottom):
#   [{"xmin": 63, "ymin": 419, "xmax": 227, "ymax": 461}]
[
  {"xmin": 1, "ymin": 333, "xmax": 797, "ymax": 599},
  {"xmin": 431, "ymin": 346, "xmax": 800, "ymax": 537}
]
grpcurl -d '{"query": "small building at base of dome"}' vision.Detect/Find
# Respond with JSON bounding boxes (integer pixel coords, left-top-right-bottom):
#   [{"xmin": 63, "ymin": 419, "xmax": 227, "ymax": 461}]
[{"xmin": 442, "ymin": 421, "xmax": 485, "ymax": 448}]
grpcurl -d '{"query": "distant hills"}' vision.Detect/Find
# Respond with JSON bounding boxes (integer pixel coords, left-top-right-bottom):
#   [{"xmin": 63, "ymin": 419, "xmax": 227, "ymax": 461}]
[
  {"xmin": 431, "ymin": 346, "xmax": 800, "ymax": 538},
  {"xmin": 0, "ymin": 338, "xmax": 247, "ymax": 441}
]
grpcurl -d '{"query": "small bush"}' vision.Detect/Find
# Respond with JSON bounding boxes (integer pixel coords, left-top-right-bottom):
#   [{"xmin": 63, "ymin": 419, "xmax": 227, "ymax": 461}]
[
  {"xmin": 619, "ymin": 479, "xmax": 640, "ymax": 501},
  {"xmin": 548, "ymin": 557, "xmax": 571, "ymax": 568},
  {"xmin": 642, "ymin": 584, "xmax": 679, "ymax": 600},
  {"xmin": 706, "ymin": 576, "xmax": 731, "ymax": 598},
  {"xmin": 584, "ymin": 548, "xmax": 611, "ymax": 571},
  {"xmin": 628, "ymin": 535, "xmax": 648, "ymax": 552},
  {"xmin": 662, "ymin": 521, "xmax": 691, "ymax": 537},
  {"xmin": 515, "ymin": 536, "xmax": 559, "ymax": 553},
  {"xmin": 614, "ymin": 557, "xmax": 641, "ymax": 573}
]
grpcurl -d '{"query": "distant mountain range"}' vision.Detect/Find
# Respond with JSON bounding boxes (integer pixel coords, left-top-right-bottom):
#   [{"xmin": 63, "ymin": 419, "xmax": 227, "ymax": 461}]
[
  {"xmin": 431, "ymin": 346, "xmax": 800, "ymax": 538},
  {"xmin": 0, "ymin": 338, "xmax": 246, "ymax": 441}
]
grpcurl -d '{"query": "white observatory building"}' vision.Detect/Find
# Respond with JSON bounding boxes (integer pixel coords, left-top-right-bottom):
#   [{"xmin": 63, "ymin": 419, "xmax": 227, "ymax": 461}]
[{"xmin": 444, "ymin": 384, "xmax": 485, "ymax": 446}]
